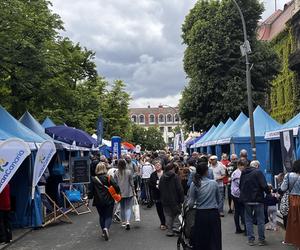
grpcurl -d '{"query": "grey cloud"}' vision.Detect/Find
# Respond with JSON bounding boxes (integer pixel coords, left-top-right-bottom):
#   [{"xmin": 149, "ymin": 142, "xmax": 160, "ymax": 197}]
[{"xmin": 51, "ymin": 0, "xmax": 277, "ymax": 106}]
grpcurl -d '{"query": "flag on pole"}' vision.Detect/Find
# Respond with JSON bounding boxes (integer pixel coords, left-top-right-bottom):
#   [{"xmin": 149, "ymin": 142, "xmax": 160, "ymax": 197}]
[{"xmin": 96, "ymin": 114, "xmax": 104, "ymax": 145}]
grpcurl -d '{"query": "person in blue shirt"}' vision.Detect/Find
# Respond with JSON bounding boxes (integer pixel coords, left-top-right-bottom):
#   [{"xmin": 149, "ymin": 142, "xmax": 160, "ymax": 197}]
[{"xmin": 188, "ymin": 161, "xmax": 221, "ymax": 250}]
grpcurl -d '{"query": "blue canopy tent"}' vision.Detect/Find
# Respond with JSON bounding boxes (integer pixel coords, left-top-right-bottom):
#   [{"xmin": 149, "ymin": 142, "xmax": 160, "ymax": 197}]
[
  {"xmin": 41, "ymin": 117, "xmax": 56, "ymax": 128},
  {"xmin": 204, "ymin": 118, "xmax": 234, "ymax": 159},
  {"xmin": 216, "ymin": 112, "xmax": 248, "ymax": 157},
  {"xmin": 191, "ymin": 125, "xmax": 216, "ymax": 153},
  {"xmin": 230, "ymin": 106, "xmax": 281, "ymax": 182},
  {"xmin": 200, "ymin": 122, "xmax": 224, "ymax": 155},
  {"xmin": 265, "ymin": 112, "xmax": 300, "ymax": 177},
  {"xmin": 0, "ymin": 106, "xmax": 45, "ymax": 228},
  {"xmin": 185, "ymin": 135, "xmax": 203, "ymax": 154},
  {"xmin": 20, "ymin": 111, "xmax": 53, "ymax": 140}
]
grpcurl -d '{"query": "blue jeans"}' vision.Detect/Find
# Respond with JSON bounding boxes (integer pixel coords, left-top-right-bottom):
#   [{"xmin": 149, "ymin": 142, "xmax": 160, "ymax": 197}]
[
  {"xmin": 95, "ymin": 204, "xmax": 114, "ymax": 230},
  {"xmin": 244, "ymin": 203, "xmax": 265, "ymax": 241},
  {"xmin": 218, "ymin": 186, "xmax": 224, "ymax": 213},
  {"xmin": 120, "ymin": 197, "xmax": 133, "ymax": 223}
]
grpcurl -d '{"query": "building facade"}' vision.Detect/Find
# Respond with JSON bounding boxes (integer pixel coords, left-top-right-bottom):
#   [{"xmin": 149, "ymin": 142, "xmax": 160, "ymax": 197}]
[
  {"xmin": 257, "ymin": 0, "xmax": 300, "ymax": 122},
  {"xmin": 129, "ymin": 105, "xmax": 182, "ymax": 144}
]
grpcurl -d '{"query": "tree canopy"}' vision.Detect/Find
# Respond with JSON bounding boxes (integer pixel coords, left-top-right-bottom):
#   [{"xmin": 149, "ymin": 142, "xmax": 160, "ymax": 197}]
[
  {"xmin": 0, "ymin": 0, "xmax": 132, "ymax": 139},
  {"xmin": 129, "ymin": 124, "xmax": 166, "ymax": 151},
  {"xmin": 179, "ymin": 0, "xmax": 280, "ymax": 131}
]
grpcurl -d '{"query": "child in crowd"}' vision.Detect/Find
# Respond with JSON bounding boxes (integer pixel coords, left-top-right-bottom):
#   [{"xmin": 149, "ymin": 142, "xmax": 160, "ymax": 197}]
[{"xmin": 265, "ymin": 184, "xmax": 279, "ymax": 231}]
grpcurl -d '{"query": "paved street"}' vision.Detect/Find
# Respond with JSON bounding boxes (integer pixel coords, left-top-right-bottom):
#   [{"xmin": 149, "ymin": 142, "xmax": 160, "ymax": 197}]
[{"xmin": 3, "ymin": 204, "xmax": 295, "ymax": 250}]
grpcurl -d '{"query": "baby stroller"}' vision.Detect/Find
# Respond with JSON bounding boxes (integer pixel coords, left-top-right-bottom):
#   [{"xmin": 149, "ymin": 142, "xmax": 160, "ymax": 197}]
[{"xmin": 177, "ymin": 201, "xmax": 196, "ymax": 250}]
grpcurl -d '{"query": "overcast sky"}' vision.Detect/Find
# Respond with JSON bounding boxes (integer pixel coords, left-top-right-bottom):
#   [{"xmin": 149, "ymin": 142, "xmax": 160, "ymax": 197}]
[{"xmin": 51, "ymin": 0, "xmax": 290, "ymax": 108}]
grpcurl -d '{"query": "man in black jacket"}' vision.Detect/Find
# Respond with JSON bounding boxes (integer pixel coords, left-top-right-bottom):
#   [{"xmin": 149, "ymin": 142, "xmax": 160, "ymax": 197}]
[
  {"xmin": 159, "ymin": 162, "xmax": 184, "ymax": 236},
  {"xmin": 240, "ymin": 160, "xmax": 270, "ymax": 246}
]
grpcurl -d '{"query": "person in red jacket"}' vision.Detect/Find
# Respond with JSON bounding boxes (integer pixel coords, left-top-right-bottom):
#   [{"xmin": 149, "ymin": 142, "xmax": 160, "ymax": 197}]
[{"xmin": 0, "ymin": 184, "xmax": 12, "ymax": 243}]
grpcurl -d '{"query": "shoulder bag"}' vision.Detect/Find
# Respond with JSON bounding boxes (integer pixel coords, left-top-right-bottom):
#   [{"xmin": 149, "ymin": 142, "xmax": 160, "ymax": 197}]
[
  {"xmin": 95, "ymin": 175, "xmax": 122, "ymax": 202},
  {"xmin": 280, "ymin": 174, "xmax": 299, "ymax": 216}
]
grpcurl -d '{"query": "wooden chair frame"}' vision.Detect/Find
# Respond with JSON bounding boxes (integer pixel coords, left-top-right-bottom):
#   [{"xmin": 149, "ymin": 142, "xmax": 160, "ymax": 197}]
[
  {"xmin": 41, "ymin": 193, "xmax": 72, "ymax": 227},
  {"xmin": 61, "ymin": 189, "xmax": 91, "ymax": 215}
]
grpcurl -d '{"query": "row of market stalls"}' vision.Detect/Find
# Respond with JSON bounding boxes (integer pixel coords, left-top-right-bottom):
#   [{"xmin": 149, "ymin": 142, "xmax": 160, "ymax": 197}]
[
  {"xmin": 186, "ymin": 106, "xmax": 300, "ymax": 182},
  {"xmin": 0, "ymin": 105, "xmax": 138, "ymax": 231},
  {"xmin": 0, "ymin": 106, "xmax": 102, "ymax": 230}
]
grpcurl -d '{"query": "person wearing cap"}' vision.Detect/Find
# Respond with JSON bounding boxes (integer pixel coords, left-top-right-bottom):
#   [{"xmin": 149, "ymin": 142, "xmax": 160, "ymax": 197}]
[{"xmin": 209, "ymin": 155, "xmax": 226, "ymax": 217}]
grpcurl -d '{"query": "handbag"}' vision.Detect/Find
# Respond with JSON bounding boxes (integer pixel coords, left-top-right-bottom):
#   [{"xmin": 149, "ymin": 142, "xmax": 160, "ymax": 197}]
[
  {"xmin": 280, "ymin": 174, "xmax": 300, "ymax": 216},
  {"xmin": 280, "ymin": 173, "xmax": 290, "ymax": 216},
  {"xmin": 132, "ymin": 196, "xmax": 141, "ymax": 222},
  {"xmin": 95, "ymin": 176, "xmax": 122, "ymax": 202}
]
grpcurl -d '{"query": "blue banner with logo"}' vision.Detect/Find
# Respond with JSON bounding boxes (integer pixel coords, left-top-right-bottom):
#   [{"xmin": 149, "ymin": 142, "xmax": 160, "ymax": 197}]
[{"xmin": 111, "ymin": 136, "xmax": 121, "ymax": 159}]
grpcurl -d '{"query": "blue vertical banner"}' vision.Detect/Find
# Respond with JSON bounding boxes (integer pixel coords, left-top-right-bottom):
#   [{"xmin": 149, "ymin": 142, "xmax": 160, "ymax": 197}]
[
  {"xmin": 111, "ymin": 136, "xmax": 121, "ymax": 159},
  {"xmin": 96, "ymin": 114, "xmax": 104, "ymax": 145}
]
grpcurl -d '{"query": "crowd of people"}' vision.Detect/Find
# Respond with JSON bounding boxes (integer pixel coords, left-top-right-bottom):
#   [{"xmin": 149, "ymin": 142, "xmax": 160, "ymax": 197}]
[
  {"xmin": 1, "ymin": 149, "xmax": 300, "ymax": 250},
  {"xmin": 87, "ymin": 149, "xmax": 300, "ymax": 250}
]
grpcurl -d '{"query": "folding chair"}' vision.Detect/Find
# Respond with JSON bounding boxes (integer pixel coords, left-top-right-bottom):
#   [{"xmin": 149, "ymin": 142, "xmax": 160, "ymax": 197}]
[
  {"xmin": 41, "ymin": 193, "xmax": 72, "ymax": 227},
  {"xmin": 62, "ymin": 188, "xmax": 91, "ymax": 215}
]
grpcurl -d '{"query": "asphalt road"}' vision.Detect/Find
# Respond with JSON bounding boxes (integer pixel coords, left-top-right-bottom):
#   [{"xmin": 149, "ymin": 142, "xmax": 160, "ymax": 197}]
[{"xmin": 4, "ymin": 205, "xmax": 295, "ymax": 250}]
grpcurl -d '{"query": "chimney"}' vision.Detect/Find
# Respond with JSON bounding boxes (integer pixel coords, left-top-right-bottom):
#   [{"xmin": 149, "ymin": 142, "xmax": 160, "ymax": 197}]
[{"xmin": 148, "ymin": 105, "xmax": 150, "ymax": 108}]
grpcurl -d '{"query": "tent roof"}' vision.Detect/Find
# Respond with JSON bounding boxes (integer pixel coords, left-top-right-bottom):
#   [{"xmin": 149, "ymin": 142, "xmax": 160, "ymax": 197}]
[
  {"xmin": 0, "ymin": 106, "xmax": 44, "ymax": 143},
  {"xmin": 192, "ymin": 125, "xmax": 216, "ymax": 148},
  {"xmin": 234, "ymin": 106, "xmax": 281, "ymax": 138},
  {"xmin": 265, "ymin": 112, "xmax": 300, "ymax": 139},
  {"xmin": 282, "ymin": 112, "xmax": 300, "ymax": 129},
  {"xmin": 216, "ymin": 112, "xmax": 248, "ymax": 144},
  {"xmin": 41, "ymin": 117, "xmax": 56, "ymax": 128},
  {"xmin": 206, "ymin": 118, "xmax": 234, "ymax": 145},
  {"xmin": 19, "ymin": 111, "xmax": 53, "ymax": 140},
  {"xmin": 201, "ymin": 122, "xmax": 224, "ymax": 146}
]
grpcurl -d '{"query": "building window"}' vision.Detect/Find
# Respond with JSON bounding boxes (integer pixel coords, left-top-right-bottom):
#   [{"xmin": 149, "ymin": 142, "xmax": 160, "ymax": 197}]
[
  {"xmin": 174, "ymin": 113, "xmax": 179, "ymax": 122},
  {"xmin": 160, "ymin": 127, "xmax": 164, "ymax": 133},
  {"xmin": 139, "ymin": 114, "xmax": 145, "ymax": 124},
  {"xmin": 149, "ymin": 114, "xmax": 155, "ymax": 124},
  {"xmin": 168, "ymin": 127, "xmax": 172, "ymax": 132},
  {"xmin": 166, "ymin": 114, "xmax": 173, "ymax": 123},
  {"xmin": 131, "ymin": 115, "xmax": 137, "ymax": 123},
  {"xmin": 158, "ymin": 114, "xmax": 164, "ymax": 123}
]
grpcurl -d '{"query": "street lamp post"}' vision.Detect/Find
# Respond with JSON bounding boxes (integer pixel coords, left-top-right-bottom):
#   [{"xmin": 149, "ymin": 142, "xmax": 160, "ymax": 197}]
[{"xmin": 232, "ymin": 0, "xmax": 256, "ymax": 160}]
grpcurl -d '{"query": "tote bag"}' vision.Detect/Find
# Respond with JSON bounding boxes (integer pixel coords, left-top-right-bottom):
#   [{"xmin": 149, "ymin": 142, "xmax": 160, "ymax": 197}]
[{"xmin": 132, "ymin": 196, "xmax": 140, "ymax": 222}]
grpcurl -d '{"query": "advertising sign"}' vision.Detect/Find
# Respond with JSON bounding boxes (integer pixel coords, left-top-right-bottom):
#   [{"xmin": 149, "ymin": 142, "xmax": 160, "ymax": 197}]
[
  {"xmin": 111, "ymin": 136, "xmax": 121, "ymax": 159},
  {"xmin": 280, "ymin": 130, "xmax": 295, "ymax": 172},
  {"xmin": 0, "ymin": 138, "xmax": 31, "ymax": 193},
  {"xmin": 71, "ymin": 156, "xmax": 90, "ymax": 184},
  {"xmin": 32, "ymin": 140, "xmax": 56, "ymax": 199}
]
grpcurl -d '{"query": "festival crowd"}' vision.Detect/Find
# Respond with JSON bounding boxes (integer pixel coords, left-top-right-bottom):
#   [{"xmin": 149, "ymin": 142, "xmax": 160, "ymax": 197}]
[{"xmin": 1, "ymin": 149, "xmax": 300, "ymax": 250}]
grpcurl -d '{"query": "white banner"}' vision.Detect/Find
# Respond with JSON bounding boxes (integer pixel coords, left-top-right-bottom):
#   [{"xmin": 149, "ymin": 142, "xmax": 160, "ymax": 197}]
[
  {"xmin": 0, "ymin": 138, "xmax": 31, "ymax": 193},
  {"xmin": 32, "ymin": 140, "xmax": 56, "ymax": 199}
]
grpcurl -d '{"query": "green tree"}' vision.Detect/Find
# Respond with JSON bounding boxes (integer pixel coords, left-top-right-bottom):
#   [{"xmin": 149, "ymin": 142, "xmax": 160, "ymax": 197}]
[
  {"xmin": 101, "ymin": 80, "xmax": 131, "ymax": 139},
  {"xmin": 129, "ymin": 124, "xmax": 165, "ymax": 151},
  {"xmin": 179, "ymin": 0, "xmax": 279, "ymax": 131},
  {"xmin": 0, "ymin": 0, "xmax": 63, "ymax": 116},
  {"xmin": 0, "ymin": 0, "xmax": 133, "ymax": 140}
]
